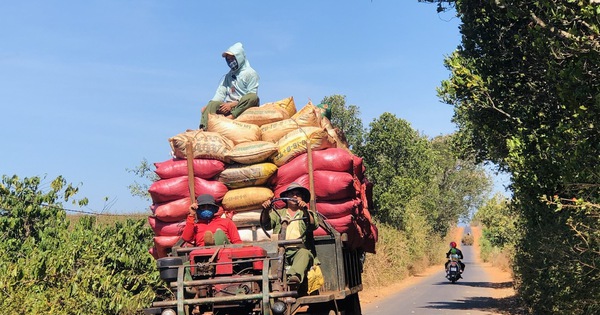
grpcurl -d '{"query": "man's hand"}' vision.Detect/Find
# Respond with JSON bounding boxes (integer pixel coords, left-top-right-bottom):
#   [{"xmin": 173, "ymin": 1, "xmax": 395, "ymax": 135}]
[
  {"xmin": 189, "ymin": 202, "xmax": 198, "ymax": 217},
  {"xmin": 296, "ymin": 199, "xmax": 308, "ymax": 210},
  {"xmin": 217, "ymin": 101, "xmax": 237, "ymax": 115},
  {"xmin": 262, "ymin": 199, "xmax": 272, "ymax": 209}
]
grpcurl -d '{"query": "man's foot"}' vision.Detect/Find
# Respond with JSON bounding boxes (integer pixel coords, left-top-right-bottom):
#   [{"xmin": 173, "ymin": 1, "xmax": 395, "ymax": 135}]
[
  {"xmin": 203, "ymin": 231, "xmax": 215, "ymax": 246},
  {"xmin": 287, "ymin": 275, "xmax": 301, "ymax": 284},
  {"xmin": 198, "ymin": 124, "xmax": 206, "ymax": 130}
]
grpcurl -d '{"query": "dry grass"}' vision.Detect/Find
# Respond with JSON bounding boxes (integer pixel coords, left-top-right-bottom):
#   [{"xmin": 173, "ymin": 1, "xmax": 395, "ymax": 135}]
[{"xmin": 66, "ymin": 213, "xmax": 149, "ymax": 228}]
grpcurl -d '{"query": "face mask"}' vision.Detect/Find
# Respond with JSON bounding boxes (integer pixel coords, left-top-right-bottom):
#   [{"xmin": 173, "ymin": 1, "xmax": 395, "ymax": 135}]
[
  {"xmin": 197, "ymin": 208, "xmax": 215, "ymax": 220},
  {"xmin": 227, "ymin": 58, "xmax": 239, "ymax": 71}
]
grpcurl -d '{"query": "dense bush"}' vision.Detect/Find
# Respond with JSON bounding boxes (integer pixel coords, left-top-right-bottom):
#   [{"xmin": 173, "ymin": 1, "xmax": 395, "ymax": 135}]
[
  {"xmin": 424, "ymin": 0, "xmax": 600, "ymax": 312},
  {"xmin": 0, "ymin": 175, "xmax": 165, "ymax": 314}
]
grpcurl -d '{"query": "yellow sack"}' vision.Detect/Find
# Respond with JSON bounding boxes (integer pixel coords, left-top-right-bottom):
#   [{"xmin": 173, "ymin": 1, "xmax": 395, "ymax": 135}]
[
  {"xmin": 258, "ymin": 102, "xmax": 323, "ymax": 143},
  {"xmin": 307, "ymin": 264, "xmax": 325, "ymax": 294},
  {"xmin": 271, "ymin": 127, "xmax": 335, "ymax": 167},
  {"xmin": 218, "ymin": 163, "xmax": 277, "ymax": 189},
  {"xmin": 291, "ymin": 102, "xmax": 322, "ymax": 127},
  {"xmin": 260, "ymin": 119, "xmax": 300, "ymax": 143},
  {"xmin": 320, "ymin": 116, "xmax": 350, "ymax": 151},
  {"xmin": 225, "ymin": 141, "xmax": 278, "ymax": 164},
  {"xmin": 222, "ymin": 187, "xmax": 274, "ymax": 212},
  {"xmin": 235, "ymin": 106, "xmax": 288, "ymax": 126},
  {"xmin": 207, "ymin": 114, "xmax": 261, "ymax": 145},
  {"xmin": 262, "ymin": 96, "xmax": 297, "ymax": 117},
  {"xmin": 169, "ymin": 130, "xmax": 233, "ymax": 161}
]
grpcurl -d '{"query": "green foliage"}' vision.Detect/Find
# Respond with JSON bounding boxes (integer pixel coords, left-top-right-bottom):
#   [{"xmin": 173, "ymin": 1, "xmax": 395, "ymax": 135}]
[
  {"xmin": 0, "ymin": 175, "xmax": 164, "ymax": 314},
  {"xmin": 424, "ymin": 0, "xmax": 600, "ymax": 312},
  {"xmin": 423, "ymin": 135, "xmax": 492, "ymax": 234},
  {"xmin": 359, "ymin": 115, "xmax": 491, "ymax": 236},
  {"xmin": 473, "ymin": 193, "xmax": 518, "ymax": 248},
  {"xmin": 127, "ymin": 158, "xmax": 158, "ymax": 201},
  {"xmin": 359, "ymin": 113, "xmax": 435, "ymax": 226}
]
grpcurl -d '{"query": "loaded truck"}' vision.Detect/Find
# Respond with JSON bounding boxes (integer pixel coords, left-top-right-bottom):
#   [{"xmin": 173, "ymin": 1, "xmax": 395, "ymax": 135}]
[
  {"xmin": 144, "ymin": 99, "xmax": 376, "ymax": 315},
  {"xmin": 143, "ymin": 203, "xmax": 363, "ymax": 315}
]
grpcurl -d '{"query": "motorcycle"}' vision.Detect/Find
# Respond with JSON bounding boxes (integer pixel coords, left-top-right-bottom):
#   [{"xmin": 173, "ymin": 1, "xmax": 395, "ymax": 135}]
[{"xmin": 446, "ymin": 253, "xmax": 462, "ymax": 283}]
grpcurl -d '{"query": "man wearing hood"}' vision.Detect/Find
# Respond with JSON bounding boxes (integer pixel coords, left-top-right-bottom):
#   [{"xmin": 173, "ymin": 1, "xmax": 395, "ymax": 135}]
[{"xmin": 200, "ymin": 42, "xmax": 260, "ymax": 129}]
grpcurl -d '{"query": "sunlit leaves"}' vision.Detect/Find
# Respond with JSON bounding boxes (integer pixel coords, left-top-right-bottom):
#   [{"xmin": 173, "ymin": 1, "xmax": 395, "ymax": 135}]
[
  {"xmin": 0, "ymin": 175, "xmax": 163, "ymax": 314},
  {"xmin": 422, "ymin": 0, "xmax": 600, "ymax": 312}
]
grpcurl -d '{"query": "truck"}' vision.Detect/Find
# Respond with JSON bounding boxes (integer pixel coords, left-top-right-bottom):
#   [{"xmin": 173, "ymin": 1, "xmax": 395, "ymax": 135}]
[
  {"xmin": 143, "ymin": 198, "xmax": 364, "ymax": 315},
  {"xmin": 145, "ymin": 105, "xmax": 375, "ymax": 315}
]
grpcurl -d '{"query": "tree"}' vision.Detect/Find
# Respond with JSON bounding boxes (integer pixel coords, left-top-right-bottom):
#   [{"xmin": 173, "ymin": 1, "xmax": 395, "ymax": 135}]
[
  {"xmin": 422, "ymin": 135, "xmax": 492, "ymax": 235},
  {"xmin": 360, "ymin": 112, "xmax": 435, "ymax": 227},
  {"xmin": 473, "ymin": 193, "xmax": 517, "ymax": 248},
  {"xmin": 126, "ymin": 158, "xmax": 158, "ymax": 201},
  {"xmin": 421, "ymin": 0, "xmax": 600, "ymax": 312},
  {"xmin": 320, "ymin": 94, "xmax": 365, "ymax": 152}
]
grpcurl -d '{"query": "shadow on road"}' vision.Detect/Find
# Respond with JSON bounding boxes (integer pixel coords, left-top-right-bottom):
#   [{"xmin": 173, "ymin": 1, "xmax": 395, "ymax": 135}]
[
  {"xmin": 422, "ymin": 295, "xmax": 524, "ymax": 314},
  {"xmin": 433, "ymin": 280, "xmax": 513, "ymax": 289}
]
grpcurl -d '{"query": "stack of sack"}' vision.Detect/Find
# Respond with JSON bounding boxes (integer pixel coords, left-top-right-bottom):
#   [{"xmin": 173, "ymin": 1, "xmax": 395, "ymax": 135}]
[{"xmin": 147, "ymin": 97, "xmax": 378, "ymax": 259}]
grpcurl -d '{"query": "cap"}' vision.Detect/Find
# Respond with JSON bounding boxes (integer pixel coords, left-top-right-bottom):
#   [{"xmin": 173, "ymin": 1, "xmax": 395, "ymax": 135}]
[{"xmin": 196, "ymin": 194, "xmax": 218, "ymax": 207}]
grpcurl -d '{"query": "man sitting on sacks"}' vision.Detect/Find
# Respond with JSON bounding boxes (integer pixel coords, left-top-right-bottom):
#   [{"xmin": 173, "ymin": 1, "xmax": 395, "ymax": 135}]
[
  {"xmin": 262, "ymin": 183, "xmax": 319, "ymax": 285},
  {"xmin": 199, "ymin": 42, "xmax": 260, "ymax": 130},
  {"xmin": 182, "ymin": 194, "xmax": 242, "ymax": 246}
]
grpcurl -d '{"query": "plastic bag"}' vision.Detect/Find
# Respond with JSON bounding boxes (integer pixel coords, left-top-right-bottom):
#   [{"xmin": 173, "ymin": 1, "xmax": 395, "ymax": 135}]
[{"xmin": 307, "ymin": 264, "xmax": 325, "ymax": 294}]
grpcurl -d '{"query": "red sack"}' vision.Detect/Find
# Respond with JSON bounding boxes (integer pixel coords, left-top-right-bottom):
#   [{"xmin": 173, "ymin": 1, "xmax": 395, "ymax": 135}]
[
  {"xmin": 149, "ymin": 176, "xmax": 228, "ymax": 204},
  {"xmin": 314, "ymin": 215, "xmax": 364, "ymax": 249},
  {"xmin": 274, "ymin": 171, "xmax": 356, "ymax": 201},
  {"xmin": 153, "ymin": 235, "xmax": 181, "ymax": 258},
  {"xmin": 272, "ymin": 148, "xmax": 354, "ymax": 187},
  {"xmin": 352, "ymin": 155, "xmax": 365, "ymax": 181},
  {"xmin": 154, "ymin": 158, "xmax": 225, "ymax": 180},
  {"xmin": 315, "ymin": 198, "xmax": 361, "ymax": 220},
  {"xmin": 360, "ymin": 220, "xmax": 378, "ymax": 254},
  {"xmin": 148, "ymin": 216, "xmax": 186, "ymax": 236},
  {"xmin": 151, "ymin": 198, "xmax": 191, "ymax": 223},
  {"xmin": 149, "ymin": 246, "xmax": 159, "ymax": 259}
]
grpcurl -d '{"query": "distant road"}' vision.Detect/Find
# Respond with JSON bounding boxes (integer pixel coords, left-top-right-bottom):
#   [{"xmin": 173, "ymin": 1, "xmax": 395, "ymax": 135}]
[{"xmin": 362, "ymin": 230, "xmax": 510, "ymax": 314}]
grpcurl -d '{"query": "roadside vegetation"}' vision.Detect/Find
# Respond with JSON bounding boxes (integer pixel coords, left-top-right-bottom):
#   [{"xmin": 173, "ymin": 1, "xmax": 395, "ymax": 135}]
[
  {"xmin": 422, "ymin": 1, "xmax": 600, "ymax": 313},
  {"xmin": 0, "ymin": 175, "xmax": 162, "ymax": 314},
  {"xmin": 471, "ymin": 194, "xmax": 517, "ymax": 272}
]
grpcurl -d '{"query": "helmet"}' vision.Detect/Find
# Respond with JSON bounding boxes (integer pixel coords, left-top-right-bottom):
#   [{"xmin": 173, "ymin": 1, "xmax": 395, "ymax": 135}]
[{"xmin": 450, "ymin": 241, "xmax": 457, "ymax": 248}]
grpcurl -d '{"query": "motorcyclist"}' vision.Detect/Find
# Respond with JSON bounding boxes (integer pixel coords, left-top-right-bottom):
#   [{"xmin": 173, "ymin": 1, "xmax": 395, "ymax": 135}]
[{"xmin": 445, "ymin": 241, "xmax": 465, "ymax": 276}]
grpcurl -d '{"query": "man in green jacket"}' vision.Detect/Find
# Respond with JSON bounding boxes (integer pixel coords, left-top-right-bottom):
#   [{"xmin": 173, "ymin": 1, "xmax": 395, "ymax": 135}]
[
  {"xmin": 262, "ymin": 182, "xmax": 318, "ymax": 284},
  {"xmin": 199, "ymin": 42, "xmax": 260, "ymax": 129}
]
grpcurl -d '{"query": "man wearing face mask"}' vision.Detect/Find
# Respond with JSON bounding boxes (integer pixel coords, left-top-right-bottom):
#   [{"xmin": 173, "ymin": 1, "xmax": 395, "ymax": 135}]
[
  {"xmin": 199, "ymin": 42, "xmax": 260, "ymax": 130},
  {"xmin": 181, "ymin": 194, "xmax": 242, "ymax": 246}
]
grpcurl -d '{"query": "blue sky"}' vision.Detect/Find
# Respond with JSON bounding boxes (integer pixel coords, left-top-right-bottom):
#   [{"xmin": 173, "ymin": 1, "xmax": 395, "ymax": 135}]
[{"xmin": 0, "ymin": 1, "xmax": 510, "ymax": 214}]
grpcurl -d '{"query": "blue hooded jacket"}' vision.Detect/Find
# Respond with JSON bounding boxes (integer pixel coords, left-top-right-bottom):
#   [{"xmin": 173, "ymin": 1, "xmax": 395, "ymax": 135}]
[{"xmin": 211, "ymin": 42, "xmax": 259, "ymax": 103}]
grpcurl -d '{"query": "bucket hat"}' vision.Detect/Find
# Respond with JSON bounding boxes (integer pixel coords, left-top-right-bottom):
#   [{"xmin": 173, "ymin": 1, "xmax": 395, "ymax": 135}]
[
  {"xmin": 281, "ymin": 182, "xmax": 311, "ymax": 203},
  {"xmin": 196, "ymin": 194, "xmax": 218, "ymax": 207}
]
